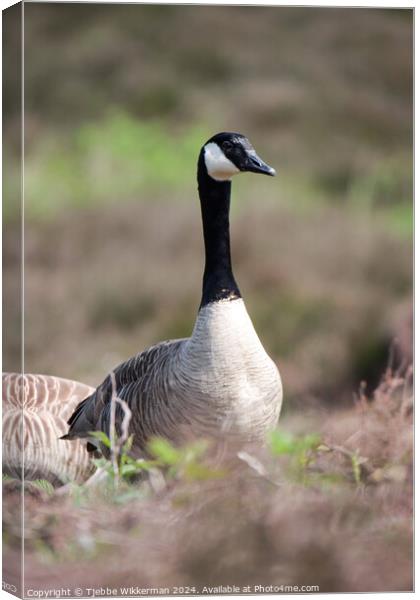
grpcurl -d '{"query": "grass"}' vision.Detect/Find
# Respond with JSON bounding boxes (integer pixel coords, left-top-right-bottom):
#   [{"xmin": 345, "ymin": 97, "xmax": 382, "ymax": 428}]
[
  {"xmin": 3, "ymin": 368, "xmax": 412, "ymax": 592},
  {"xmin": 12, "ymin": 115, "xmax": 208, "ymax": 221},
  {"xmin": 4, "ymin": 111, "xmax": 412, "ymax": 244}
]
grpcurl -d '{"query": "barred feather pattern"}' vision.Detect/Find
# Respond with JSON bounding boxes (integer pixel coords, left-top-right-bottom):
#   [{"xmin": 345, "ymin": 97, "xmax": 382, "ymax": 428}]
[
  {"xmin": 67, "ymin": 299, "xmax": 283, "ymax": 456},
  {"xmin": 3, "ymin": 373, "xmax": 96, "ymax": 485}
]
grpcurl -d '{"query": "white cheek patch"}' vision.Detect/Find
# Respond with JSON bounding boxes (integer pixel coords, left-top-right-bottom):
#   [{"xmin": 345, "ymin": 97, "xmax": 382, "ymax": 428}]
[{"xmin": 204, "ymin": 142, "xmax": 240, "ymax": 181}]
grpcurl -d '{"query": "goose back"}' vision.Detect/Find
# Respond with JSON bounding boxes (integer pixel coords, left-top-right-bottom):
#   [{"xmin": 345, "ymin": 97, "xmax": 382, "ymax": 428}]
[{"xmin": 3, "ymin": 373, "xmax": 95, "ymax": 485}]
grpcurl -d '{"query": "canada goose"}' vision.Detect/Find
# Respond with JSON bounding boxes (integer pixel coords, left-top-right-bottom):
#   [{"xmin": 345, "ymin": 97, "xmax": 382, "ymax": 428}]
[
  {"xmin": 3, "ymin": 373, "xmax": 95, "ymax": 485},
  {"xmin": 64, "ymin": 133, "xmax": 282, "ymax": 456}
]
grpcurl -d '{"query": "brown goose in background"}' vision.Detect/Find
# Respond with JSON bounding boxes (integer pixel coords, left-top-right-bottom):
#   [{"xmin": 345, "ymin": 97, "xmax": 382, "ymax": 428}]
[{"xmin": 3, "ymin": 373, "xmax": 95, "ymax": 486}]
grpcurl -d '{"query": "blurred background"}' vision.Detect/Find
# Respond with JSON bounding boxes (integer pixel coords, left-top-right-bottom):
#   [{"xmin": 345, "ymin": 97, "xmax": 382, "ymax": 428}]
[{"xmin": 4, "ymin": 4, "xmax": 412, "ymax": 406}]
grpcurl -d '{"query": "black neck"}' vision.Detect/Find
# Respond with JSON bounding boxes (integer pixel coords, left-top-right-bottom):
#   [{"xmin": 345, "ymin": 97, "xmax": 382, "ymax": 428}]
[{"xmin": 197, "ymin": 151, "xmax": 241, "ymax": 308}]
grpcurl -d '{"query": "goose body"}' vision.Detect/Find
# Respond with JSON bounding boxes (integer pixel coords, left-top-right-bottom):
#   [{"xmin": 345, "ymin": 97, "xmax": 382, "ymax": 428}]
[
  {"xmin": 3, "ymin": 373, "xmax": 95, "ymax": 485},
  {"xmin": 65, "ymin": 133, "xmax": 283, "ymax": 455}
]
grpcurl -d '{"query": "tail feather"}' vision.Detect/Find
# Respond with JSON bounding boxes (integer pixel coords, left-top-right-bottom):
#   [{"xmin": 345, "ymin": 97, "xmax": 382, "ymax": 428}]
[
  {"xmin": 67, "ymin": 396, "xmax": 89, "ymax": 426},
  {"xmin": 64, "ymin": 394, "xmax": 96, "ymax": 439}
]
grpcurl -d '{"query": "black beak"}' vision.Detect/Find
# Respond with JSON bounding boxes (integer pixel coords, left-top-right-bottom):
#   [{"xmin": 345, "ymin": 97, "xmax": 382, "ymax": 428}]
[{"xmin": 244, "ymin": 152, "xmax": 276, "ymax": 176}]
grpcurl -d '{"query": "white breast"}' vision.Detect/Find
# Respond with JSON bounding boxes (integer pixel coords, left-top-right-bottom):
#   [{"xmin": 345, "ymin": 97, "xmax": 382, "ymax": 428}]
[{"xmin": 175, "ymin": 299, "xmax": 282, "ymax": 440}]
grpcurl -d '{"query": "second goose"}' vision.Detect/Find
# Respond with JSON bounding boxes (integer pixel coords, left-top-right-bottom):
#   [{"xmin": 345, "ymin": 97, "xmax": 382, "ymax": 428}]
[{"xmin": 64, "ymin": 132, "xmax": 283, "ymax": 455}]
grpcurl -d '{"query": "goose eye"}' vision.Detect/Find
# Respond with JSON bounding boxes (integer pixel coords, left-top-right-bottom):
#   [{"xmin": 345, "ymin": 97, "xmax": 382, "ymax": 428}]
[{"xmin": 222, "ymin": 141, "xmax": 233, "ymax": 152}]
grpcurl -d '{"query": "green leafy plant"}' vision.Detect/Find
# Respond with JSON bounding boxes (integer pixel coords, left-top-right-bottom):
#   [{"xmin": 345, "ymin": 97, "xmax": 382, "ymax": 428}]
[
  {"xmin": 269, "ymin": 429, "xmax": 321, "ymax": 483},
  {"xmin": 270, "ymin": 430, "xmax": 320, "ymax": 456},
  {"xmin": 88, "ymin": 431, "xmax": 225, "ymax": 491},
  {"xmin": 28, "ymin": 479, "xmax": 55, "ymax": 496},
  {"xmin": 88, "ymin": 432, "xmax": 153, "ymax": 482},
  {"xmin": 148, "ymin": 437, "xmax": 226, "ymax": 481}
]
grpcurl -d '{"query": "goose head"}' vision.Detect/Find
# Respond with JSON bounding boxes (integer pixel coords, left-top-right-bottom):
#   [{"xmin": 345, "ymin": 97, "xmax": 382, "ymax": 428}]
[{"xmin": 200, "ymin": 132, "xmax": 276, "ymax": 182}]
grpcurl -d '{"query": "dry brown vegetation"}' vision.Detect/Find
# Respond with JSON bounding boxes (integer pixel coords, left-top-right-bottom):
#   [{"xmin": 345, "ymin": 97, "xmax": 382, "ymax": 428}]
[{"xmin": 3, "ymin": 369, "xmax": 413, "ymax": 594}]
